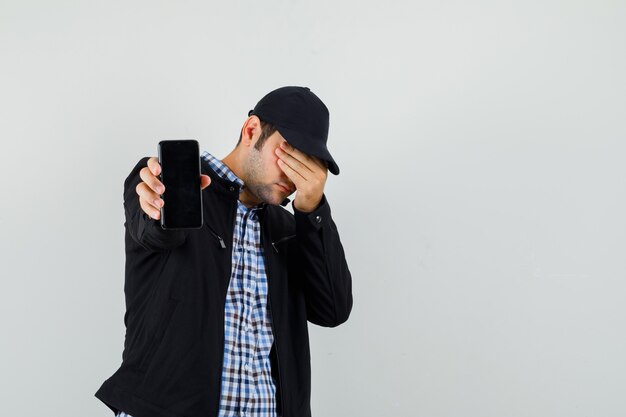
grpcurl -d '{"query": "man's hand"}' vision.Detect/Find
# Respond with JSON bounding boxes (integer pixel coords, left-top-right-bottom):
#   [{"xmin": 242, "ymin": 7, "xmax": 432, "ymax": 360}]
[
  {"xmin": 275, "ymin": 142, "xmax": 328, "ymax": 212},
  {"xmin": 136, "ymin": 157, "xmax": 211, "ymax": 220}
]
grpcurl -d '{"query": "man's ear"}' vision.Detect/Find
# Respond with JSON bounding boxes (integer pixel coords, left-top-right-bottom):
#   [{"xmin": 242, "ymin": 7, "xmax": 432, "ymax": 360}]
[{"xmin": 241, "ymin": 116, "xmax": 262, "ymax": 148}]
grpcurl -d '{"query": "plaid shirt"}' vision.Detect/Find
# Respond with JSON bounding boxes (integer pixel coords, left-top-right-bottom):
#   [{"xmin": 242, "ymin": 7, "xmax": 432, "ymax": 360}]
[{"xmin": 117, "ymin": 152, "xmax": 277, "ymax": 417}]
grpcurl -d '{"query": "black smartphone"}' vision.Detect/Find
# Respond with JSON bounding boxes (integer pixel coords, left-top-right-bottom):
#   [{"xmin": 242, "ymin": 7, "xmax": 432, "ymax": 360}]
[{"xmin": 157, "ymin": 139, "xmax": 203, "ymax": 229}]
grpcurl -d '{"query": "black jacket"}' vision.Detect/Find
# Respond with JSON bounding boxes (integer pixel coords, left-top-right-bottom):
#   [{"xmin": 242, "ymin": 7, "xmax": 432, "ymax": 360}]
[{"xmin": 95, "ymin": 157, "xmax": 353, "ymax": 417}]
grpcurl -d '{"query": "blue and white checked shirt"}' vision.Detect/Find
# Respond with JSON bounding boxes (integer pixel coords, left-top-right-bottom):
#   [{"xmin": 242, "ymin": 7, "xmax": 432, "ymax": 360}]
[{"xmin": 117, "ymin": 152, "xmax": 277, "ymax": 417}]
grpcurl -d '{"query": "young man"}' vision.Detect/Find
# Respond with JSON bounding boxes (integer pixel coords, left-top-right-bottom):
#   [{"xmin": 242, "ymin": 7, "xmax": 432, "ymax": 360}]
[{"xmin": 95, "ymin": 86, "xmax": 353, "ymax": 417}]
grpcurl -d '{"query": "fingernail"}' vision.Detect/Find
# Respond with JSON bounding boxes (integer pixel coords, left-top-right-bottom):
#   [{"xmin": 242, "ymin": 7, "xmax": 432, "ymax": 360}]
[
  {"xmin": 157, "ymin": 186, "xmax": 164, "ymax": 193},
  {"xmin": 154, "ymin": 199, "xmax": 162, "ymax": 207}
]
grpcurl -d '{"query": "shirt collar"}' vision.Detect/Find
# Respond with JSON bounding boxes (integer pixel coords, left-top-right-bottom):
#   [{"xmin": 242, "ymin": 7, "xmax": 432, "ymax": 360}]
[{"xmin": 201, "ymin": 151, "xmax": 244, "ymax": 189}]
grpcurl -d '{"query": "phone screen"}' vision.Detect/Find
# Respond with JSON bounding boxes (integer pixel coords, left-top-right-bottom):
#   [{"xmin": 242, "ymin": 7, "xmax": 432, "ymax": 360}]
[{"xmin": 158, "ymin": 140, "xmax": 203, "ymax": 229}]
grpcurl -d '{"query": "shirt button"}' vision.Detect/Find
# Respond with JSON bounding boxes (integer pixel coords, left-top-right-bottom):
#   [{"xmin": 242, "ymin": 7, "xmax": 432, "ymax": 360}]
[
  {"xmin": 229, "ymin": 186, "xmax": 235, "ymax": 192},
  {"xmin": 315, "ymin": 215, "xmax": 322, "ymax": 223}
]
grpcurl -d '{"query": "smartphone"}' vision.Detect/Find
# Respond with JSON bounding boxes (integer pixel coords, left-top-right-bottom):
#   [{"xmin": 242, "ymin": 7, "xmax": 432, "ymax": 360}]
[{"xmin": 157, "ymin": 139, "xmax": 203, "ymax": 229}]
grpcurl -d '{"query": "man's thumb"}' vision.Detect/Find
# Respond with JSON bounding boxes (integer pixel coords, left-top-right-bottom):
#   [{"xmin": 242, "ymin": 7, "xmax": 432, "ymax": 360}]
[{"xmin": 200, "ymin": 175, "xmax": 211, "ymax": 190}]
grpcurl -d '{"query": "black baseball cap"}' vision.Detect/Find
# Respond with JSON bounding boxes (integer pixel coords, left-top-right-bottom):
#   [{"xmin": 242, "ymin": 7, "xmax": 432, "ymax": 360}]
[{"xmin": 248, "ymin": 86, "xmax": 340, "ymax": 175}]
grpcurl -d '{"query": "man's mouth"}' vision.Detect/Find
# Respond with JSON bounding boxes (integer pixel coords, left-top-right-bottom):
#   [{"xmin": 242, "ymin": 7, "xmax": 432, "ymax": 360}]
[{"xmin": 277, "ymin": 183, "xmax": 294, "ymax": 194}]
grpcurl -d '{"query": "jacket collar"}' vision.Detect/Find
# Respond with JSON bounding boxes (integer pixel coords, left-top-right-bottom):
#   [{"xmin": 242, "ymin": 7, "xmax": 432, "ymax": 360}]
[{"xmin": 200, "ymin": 152, "xmax": 242, "ymax": 200}]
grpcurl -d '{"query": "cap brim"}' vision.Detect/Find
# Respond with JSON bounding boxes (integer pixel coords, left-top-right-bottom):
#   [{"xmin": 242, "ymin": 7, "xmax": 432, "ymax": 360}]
[{"xmin": 276, "ymin": 126, "xmax": 340, "ymax": 175}]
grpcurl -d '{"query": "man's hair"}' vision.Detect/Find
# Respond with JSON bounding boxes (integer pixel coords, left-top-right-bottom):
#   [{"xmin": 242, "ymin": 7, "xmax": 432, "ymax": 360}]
[{"xmin": 237, "ymin": 119, "xmax": 277, "ymax": 150}]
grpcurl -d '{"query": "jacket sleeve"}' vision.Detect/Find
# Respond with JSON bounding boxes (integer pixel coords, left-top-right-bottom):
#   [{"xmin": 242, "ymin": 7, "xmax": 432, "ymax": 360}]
[
  {"xmin": 123, "ymin": 157, "xmax": 188, "ymax": 251},
  {"xmin": 292, "ymin": 195, "xmax": 353, "ymax": 327}
]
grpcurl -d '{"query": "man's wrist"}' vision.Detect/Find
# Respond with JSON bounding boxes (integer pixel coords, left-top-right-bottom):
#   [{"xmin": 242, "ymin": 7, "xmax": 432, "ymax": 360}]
[
  {"xmin": 293, "ymin": 195, "xmax": 330, "ymax": 232},
  {"xmin": 293, "ymin": 196, "xmax": 322, "ymax": 213}
]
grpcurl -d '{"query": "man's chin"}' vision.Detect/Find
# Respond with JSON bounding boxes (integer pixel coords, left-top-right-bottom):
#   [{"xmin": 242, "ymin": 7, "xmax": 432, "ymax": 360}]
[
  {"xmin": 267, "ymin": 195, "xmax": 288, "ymax": 206},
  {"xmin": 248, "ymin": 184, "xmax": 292, "ymax": 206},
  {"xmin": 256, "ymin": 190, "xmax": 286, "ymax": 206}
]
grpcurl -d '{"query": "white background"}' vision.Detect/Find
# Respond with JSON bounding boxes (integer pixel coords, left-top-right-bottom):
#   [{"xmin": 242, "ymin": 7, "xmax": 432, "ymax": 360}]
[{"xmin": 1, "ymin": 1, "xmax": 625, "ymax": 416}]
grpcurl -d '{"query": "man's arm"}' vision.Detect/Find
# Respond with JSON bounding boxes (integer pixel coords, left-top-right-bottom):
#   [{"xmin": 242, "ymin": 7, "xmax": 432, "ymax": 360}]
[
  {"xmin": 276, "ymin": 142, "xmax": 353, "ymax": 327},
  {"xmin": 293, "ymin": 196, "xmax": 353, "ymax": 327}
]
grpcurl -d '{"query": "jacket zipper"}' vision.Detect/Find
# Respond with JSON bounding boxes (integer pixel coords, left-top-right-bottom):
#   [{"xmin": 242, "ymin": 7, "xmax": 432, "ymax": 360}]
[
  {"xmin": 271, "ymin": 234, "xmax": 296, "ymax": 254},
  {"xmin": 263, "ymin": 220, "xmax": 286, "ymax": 414},
  {"xmin": 204, "ymin": 222, "xmax": 226, "ymax": 249},
  {"xmin": 214, "ymin": 199, "xmax": 237, "ymax": 417}
]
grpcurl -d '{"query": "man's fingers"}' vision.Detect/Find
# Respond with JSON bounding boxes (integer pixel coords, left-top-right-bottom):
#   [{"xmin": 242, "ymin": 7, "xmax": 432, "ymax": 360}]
[
  {"xmin": 136, "ymin": 181, "xmax": 163, "ymax": 210},
  {"xmin": 140, "ymin": 166, "xmax": 165, "ymax": 194},
  {"xmin": 309, "ymin": 155, "xmax": 328, "ymax": 171},
  {"xmin": 136, "ymin": 182, "xmax": 163, "ymax": 206},
  {"xmin": 147, "ymin": 157, "xmax": 161, "ymax": 176},
  {"xmin": 277, "ymin": 158, "xmax": 306, "ymax": 184},
  {"xmin": 139, "ymin": 198, "xmax": 161, "ymax": 220},
  {"xmin": 302, "ymin": 154, "xmax": 327, "ymax": 172},
  {"xmin": 276, "ymin": 147, "xmax": 312, "ymax": 177},
  {"xmin": 280, "ymin": 143, "xmax": 314, "ymax": 173},
  {"xmin": 279, "ymin": 142, "xmax": 327, "ymax": 173}
]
